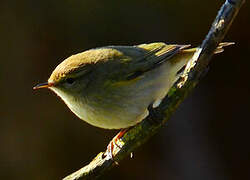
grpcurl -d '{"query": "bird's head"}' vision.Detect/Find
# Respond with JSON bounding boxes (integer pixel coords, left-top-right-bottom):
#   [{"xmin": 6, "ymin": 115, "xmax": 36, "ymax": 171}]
[
  {"xmin": 33, "ymin": 51, "xmax": 95, "ymax": 96},
  {"xmin": 33, "ymin": 48, "xmax": 124, "ymax": 100}
]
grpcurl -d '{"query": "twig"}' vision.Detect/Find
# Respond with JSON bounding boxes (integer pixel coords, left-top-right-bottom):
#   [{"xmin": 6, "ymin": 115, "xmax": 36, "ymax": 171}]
[{"xmin": 63, "ymin": 0, "xmax": 245, "ymax": 179}]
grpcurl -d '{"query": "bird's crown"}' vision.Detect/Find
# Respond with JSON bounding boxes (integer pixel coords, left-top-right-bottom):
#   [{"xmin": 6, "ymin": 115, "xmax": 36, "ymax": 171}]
[{"xmin": 48, "ymin": 48, "xmax": 123, "ymax": 83}]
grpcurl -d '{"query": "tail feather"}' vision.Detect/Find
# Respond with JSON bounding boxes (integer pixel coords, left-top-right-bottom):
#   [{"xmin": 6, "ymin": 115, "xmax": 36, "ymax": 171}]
[
  {"xmin": 214, "ymin": 42, "xmax": 235, "ymax": 54},
  {"xmin": 175, "ymin": 42, "xmax": 234, "ymax": 81}
]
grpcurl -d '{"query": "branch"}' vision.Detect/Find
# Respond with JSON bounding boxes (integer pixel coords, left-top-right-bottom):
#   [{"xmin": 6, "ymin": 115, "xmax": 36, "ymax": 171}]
[{"xmin": 63, "ymin": 0, "xmax": 245, "ymax": 179}]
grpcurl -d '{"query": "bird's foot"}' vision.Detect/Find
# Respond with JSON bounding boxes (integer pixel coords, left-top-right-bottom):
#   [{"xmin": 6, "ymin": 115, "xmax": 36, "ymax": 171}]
[{"xmin": 104, "ymin": 129, "xmax": 128, "ymax": 161}]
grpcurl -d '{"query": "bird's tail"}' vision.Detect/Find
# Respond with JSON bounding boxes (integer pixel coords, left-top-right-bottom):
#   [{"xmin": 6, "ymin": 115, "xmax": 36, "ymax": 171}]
[
  {"xmin": 173, "ymin": 42, "xmax": 234, "ymax": 78},
  {"xmin": 214, "ymin": 42, "xmax": 235, "ymax": 54}
]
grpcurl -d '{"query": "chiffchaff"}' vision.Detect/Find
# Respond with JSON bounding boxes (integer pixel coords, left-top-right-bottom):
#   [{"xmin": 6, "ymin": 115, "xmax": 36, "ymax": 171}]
[{"xmin": 34, "ymin": 42, "xmax": 232, "ymax": 129}]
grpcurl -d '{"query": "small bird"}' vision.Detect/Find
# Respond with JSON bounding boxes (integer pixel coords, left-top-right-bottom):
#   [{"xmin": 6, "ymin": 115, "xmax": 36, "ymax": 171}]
[{"xmin": 34, "ymin": 42, "xmax": 231, "ymax": 149}]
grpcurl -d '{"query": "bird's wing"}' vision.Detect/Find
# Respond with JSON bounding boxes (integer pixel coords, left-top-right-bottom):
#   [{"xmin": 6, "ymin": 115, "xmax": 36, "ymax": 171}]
[
  {"xmin": 99, "ymin": 42, "xmax": 191, "ymax": 83},
  {"xmin": 124, "ymin": 42, "xmax": 191, "ymax": 80}
]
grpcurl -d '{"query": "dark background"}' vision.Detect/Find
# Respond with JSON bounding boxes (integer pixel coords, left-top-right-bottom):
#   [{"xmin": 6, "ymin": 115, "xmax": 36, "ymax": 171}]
[{"xmin": 1, "ymin": 0, "xmax": 249, "ymax": 179}]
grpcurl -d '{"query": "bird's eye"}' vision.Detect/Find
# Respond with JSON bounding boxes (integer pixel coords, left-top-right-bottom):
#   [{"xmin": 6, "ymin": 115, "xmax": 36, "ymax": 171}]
[{"xmin": 65, "ymin": 78, "xmax": 75, "ymax": 84}]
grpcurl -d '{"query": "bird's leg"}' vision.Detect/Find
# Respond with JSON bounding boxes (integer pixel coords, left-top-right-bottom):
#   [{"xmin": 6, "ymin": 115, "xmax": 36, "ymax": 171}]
[
  {"xmin": 105, "ymin": 128, "xmax": 129, "ymax": 160},
  {"xmin": 114, "ymin": 128, "xmax": 128, "ymax": 147}
]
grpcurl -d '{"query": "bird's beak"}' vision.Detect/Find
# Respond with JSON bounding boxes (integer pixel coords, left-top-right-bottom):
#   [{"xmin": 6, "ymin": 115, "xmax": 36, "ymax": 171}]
[{"xmin": 33, "ymin": 82, "xmax": 54, "ymax": 90}]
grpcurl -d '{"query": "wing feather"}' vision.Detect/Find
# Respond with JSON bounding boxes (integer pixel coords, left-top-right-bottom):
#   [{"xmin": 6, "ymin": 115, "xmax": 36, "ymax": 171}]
[{"xmin": 126, "ymin": 43, "xmax": 191, "ymax": 80}]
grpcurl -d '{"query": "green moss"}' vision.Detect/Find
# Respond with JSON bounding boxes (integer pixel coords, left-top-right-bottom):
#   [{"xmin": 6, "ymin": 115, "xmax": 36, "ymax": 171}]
[{"xmin": 167, "ymin": 87, "xmax": 177, "ymax": 97}]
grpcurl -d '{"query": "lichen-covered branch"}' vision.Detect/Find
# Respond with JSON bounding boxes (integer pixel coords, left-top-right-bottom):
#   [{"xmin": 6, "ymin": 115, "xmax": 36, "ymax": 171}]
[{"xmin": 63, "ymin": 0, "xmax": 245, "ymax": 179}]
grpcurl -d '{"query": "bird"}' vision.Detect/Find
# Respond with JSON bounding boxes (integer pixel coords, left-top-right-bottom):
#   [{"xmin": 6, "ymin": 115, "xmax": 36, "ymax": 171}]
[{"xmin": 33, "ymin": 42, "xmax": 232, "ymax": 157}]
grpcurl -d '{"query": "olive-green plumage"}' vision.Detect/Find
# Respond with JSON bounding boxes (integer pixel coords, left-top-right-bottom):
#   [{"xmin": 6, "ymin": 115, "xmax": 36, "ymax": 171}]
[{"xmin": 35, "ymin": 42, "xmax": 230, "ymax": 129}]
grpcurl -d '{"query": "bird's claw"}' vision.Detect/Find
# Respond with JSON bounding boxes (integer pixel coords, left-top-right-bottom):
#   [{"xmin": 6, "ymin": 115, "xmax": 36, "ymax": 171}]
[{"xmin": 103, "ymin": 129, "xmax": 128, "ymax": 160}]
